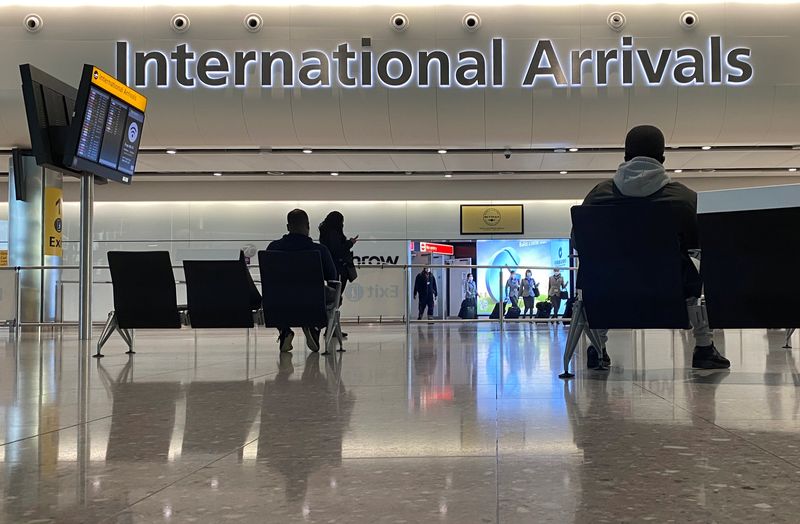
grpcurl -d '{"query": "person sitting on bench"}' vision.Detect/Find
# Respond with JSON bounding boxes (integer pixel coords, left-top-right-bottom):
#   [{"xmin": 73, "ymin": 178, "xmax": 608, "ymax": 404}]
[
  {"xmin": 266, "ymin": 209, "xmax": 338, "ymax": 353},
  {"xmin": 580, "ymin": 125, "xmax": 729, "ymax": 370}
]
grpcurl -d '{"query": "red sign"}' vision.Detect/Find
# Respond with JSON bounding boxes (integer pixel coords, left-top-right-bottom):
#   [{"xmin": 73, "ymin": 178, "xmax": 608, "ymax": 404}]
[{"xmin": 419, "ymin": 242, "xmax": 454, "ymax": 256}]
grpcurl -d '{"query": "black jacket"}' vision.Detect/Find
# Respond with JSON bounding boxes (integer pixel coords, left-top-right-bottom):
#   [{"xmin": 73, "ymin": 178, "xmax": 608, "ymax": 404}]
[
  {"xmin": 319, "ymin": 227, "xmax": 354, "ymax": 277},
  {"xmin": 266, "ymin": 233, "xmax": 338, "ymax": 282},
  {"xmin": 583, "ymin": 178, "xmax": 699, "ymax": 253},
  {"xmin": 414, "ymin": 272, "xmax": 438, "ymax": 300},
  {"xmin": 582, "ymin": 178, "xmax": 701, "ymax": 298}
]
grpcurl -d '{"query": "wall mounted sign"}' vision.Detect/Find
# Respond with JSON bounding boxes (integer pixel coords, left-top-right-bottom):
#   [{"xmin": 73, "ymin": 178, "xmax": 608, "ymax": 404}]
[
  {"xmin": 115, "ymin": 36, "xmax": 753, "ymax": 90},
  {"xmin": 461, "ymin": 205, "xmax": 524, "ymax": 235},
  {"xmin": 419, "ymin": 242, "xmax": 455, "ymax": 256},
  {"xmin": 43, "ymin": 187, "xmax": 63, "ymax": 257}
]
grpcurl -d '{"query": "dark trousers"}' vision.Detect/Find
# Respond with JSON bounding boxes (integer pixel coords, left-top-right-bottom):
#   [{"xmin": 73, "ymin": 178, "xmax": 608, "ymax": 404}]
[
  {"xmin": 549, "ymin": 295, "xmax": 562, "ymax": 318},
  {"xmin": 418, "ymin": 296, "xmax": 435, "ymax": 319},
  {"xmin": 522, "ymin": 296, "xmax": 535, "ymax": 318}
]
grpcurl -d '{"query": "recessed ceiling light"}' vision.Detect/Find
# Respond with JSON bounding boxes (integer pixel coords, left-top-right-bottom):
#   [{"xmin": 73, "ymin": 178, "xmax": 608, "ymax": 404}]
[
  {"xmin": 559, "ymin": 170, "xmax": 568, "ymax": 175},
  {"xmin": 165, "ymin": 149, "xmax": 177, "ymax": 155},
  {"xmin": 554, "ymin": 148, "xmax": 567, "ymax": 153},
  {"xmin": 330, "ymin": 172, "xmax": 339, "ymax": 176},
  {"xmin": 790, "ymin": 168, "xmax": 798, "ymax": 172},
  {"xmin": 701, "ymin": 145, "xmax": 712, "ymax": 150},
  {"xmin": 674, "ymin": 169, "xmax": 683, "ymax": 173},
  {"xmin": 568, "ymin": 147, "xmax": 579, "ymax": 152},
  {"xmin": 498, "ymin": 171, "xmax": 514, "ymax": 176},
  {"xmin": 444, "ymin": 173, "xmax": 453, "ymax": 178},
  {"xmin": 437, "ymin": 149, "xmax": 448, "ymax": 154},
  {"xmin": 302, "ymin": 148, "xmax": 313, "ymax": 154},
  {"xmin": 405, "ymin": 171, "xmax": 413, "ymax": 175},
  {"xmin": 267, "ymin": 171, "xmax": 284, "ymax": 176},
  {"xmin": 213, "ymin": 172, "xmax": 222, "ymax": 177}
]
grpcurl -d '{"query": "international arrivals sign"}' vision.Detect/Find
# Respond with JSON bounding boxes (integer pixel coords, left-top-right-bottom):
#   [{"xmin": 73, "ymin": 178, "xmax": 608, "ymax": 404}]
[{"xmin": 115, "ymin": 36, "xmax": 753, "ymax": 90}]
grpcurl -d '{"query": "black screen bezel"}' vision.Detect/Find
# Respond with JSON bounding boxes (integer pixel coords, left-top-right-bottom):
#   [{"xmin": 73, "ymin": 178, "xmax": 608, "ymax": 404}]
[{"xmin": 63, "ymin": 64, "xmax": 145, "ymax": 185}]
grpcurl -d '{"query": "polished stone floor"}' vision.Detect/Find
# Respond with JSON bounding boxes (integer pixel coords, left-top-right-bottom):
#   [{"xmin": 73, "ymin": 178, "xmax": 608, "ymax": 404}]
[{"xmin": 1, "ymin": 323, "xmax": 799, "ymax": 523}]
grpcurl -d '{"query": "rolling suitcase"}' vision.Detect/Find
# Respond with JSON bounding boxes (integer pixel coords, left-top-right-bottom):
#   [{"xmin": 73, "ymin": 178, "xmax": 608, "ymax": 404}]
[
  {"xmin": 505, "ymin": 305, "xmax": 521, "ymax": 319},
  {"xmin": 458, "ymin": 299, "xmax": 477, "ymax": 319},
  {"xmin": 489, "ymin": 302, "xmax": 505, "ymax": 319},
  {"xmin": 535, "ymin": 301, "xmax": 553, "ymax": 318}
]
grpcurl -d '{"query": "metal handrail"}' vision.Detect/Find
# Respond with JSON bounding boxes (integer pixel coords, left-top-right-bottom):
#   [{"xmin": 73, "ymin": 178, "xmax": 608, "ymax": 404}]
[
  {"xmin": 5, "ymin": 262, "xmax": 576, "ymax": 336},
  {"xmin": 0, "ymin": 263, "xmax": 578, "ymax": 271}
]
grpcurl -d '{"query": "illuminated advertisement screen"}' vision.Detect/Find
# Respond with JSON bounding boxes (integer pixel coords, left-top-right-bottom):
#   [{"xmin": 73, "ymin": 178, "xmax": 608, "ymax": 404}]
[{"xmin": 476, "ymin": 238, "xmax": 570, "ymax": 316}]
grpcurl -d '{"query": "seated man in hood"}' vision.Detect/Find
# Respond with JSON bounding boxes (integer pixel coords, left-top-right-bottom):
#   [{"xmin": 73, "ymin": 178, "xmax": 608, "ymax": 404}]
[{"xmin": 580, "ymin": 125, "xmax": 729, "ymax": 370}]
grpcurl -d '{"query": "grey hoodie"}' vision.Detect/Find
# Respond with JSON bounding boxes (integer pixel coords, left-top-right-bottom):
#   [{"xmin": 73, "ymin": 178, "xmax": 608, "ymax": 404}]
[{"xmin": 612, "ymin": 156, "xmax": 671, "ymax": 197}]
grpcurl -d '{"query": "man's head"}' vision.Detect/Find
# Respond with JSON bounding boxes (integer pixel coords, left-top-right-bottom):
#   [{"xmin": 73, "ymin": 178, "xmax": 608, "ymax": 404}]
[
  {"xmin": 286, "ymin": 208, "xmax": 310, "ymax": 236},
  {"xmin": 467, "ymin": 272, "xmax": 473, "ymax": 280},
  {"xmin": 525, "ymin": 270, "xmax": 532, "ymax": 278},
  {"xmin": 624, "ymin": 125, "xmax": 665, "ymax": 163},
  {"xmin": 423, "ymin": 267, "xmax": 430, "ymax": 274},
  {"xmin": 554, "ymin": 268, "xmax": 561, "ymax": 275}
]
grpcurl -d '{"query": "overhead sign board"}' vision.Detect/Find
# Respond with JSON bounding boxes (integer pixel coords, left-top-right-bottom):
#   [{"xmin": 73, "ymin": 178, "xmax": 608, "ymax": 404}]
[{"xmin": 461, "ymin": 205, "xmax": 524, "ymax": 235}]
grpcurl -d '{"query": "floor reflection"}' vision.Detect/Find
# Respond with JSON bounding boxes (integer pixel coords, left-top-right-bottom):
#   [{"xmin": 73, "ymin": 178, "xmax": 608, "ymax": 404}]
[
  {"xmin": 258, "ymin": 353, "xmax": 354, "ymax": 510},
  {"xmin": 0, "ymin": 326, "xmax": 799, "ymax": 522}
]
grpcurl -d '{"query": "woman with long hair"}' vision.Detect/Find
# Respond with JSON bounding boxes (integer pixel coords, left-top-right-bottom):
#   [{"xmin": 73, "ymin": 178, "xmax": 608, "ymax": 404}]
[{"xmin": 319, "ymin": 210, "xmax": 359, "ymax": 298}]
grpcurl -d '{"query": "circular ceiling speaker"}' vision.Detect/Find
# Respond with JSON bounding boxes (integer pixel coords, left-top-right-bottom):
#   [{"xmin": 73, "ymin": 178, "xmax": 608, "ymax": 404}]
[
  {"xmin": 607, "ymin": 12, "xmax": 626, "ymax": 31},
  {"xmin": 390, "ymin": 13, "xmax": 409, "ymax": 32},
  {"xmin": 463, "ymin": 13, "xmax": 481, "ymax": 32},
  {"xmin": 244, "ymin": 13, "xmax": 263, "ymax": 33},
  {"xmin": 171, "ymin": 14, "xmax": 190, "ymax": 33},
  {"xmin": 680, "ymin": 11, "xmax": 699, "ymax": 29},
  {"xmin": 24, "ymin": 14, "xmax": 43, "ymax": 33}
]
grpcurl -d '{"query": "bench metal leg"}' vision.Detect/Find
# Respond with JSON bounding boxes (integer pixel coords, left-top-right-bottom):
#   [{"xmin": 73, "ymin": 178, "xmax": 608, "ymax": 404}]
[
  {"xmin": 335, "ymin": 312, "xmax": 345, "ymax": 353},
  {"xmin": 94, "ymin": 311, "xmax": 135, "ymax": 358},
  {"xmin": 322, "ymin": 310, "xmax": 335, "ymax": 356},
  {"xmin": 559, "ymin": 300, "xmax": 587, "ymax": 379},
  {"xmin": 94, "ymin": 311, "xmax": 117, "ymax": 358},
  {"xmin": 120, "ymin": 328, "xmax": 135, "ymax": 354},
  {"xmin": 785, "ymin": 330, "xmax": 792, "ymax": 349}
]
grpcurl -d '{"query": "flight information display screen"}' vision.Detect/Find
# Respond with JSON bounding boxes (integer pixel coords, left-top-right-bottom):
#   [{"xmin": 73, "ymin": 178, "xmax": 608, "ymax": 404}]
[{"xmin": 65, "ymin": 65, "xmax": 147, "ymax": 184}]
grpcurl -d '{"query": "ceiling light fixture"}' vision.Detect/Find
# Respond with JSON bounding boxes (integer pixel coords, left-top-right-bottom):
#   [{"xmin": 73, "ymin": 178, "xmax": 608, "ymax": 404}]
[
  {"xmin": 444, "ymin": 173, "xmax": 453, "ymax": 178},
  {"xmin": 165, "ymin": 149, "xmax": 177, "ymax": 155},
  {"xmin": 568, "ymin": 147, "xmax": 579, "ymax": 152},
  {"xmin": 302, "ymin": 148, "xmax": 313, "ymax": 154},
  {"xmin": 330, "ymin": 172, "xmax": 339, "ymax": 176},
  {"xmin": 559, "ymin": 170, "xmax": 568, "ymax": 175},
  {"xmin": 701, "ymin": 145, "xmax": 712, "ymax": 150},
  {"xmin": 554, "ymin": 148, "xmax": 567, "ymax": 153},
  {"xmin": 790, "ymin": 168, "xmax": 798, "ymax": 172},
  {"xmin": 674, "ymin": 169, "xmax": 683, "ymax": 173},
  {"xmin": 213, "ymin": 172, "xmax": 222, "ymax": 177},
  {"xmin": 437, "ymin": 149, "xmax": 448, "ymax": 154}
]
